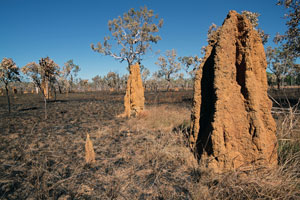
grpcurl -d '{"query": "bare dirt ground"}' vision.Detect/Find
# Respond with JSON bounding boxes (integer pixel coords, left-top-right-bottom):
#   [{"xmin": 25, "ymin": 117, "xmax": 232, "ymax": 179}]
[{"xmin": 0, "ymin": 90, "xmax": 299, "ymax": 199}]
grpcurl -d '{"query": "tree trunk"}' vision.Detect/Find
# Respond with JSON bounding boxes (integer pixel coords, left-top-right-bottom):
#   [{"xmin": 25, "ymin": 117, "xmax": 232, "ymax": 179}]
[
  {"xmin": 5, "ymin": 84, "xmax": 10, "ymax": 114},
  {"xmin": 44, "ymin": 97, "xmax": 47, "ymax": 119},
  {"xmin": 58, "ymin": 83, "xmax": 62, "ymax": 94},
  {"xmin": 276, "ymin": 76, "xmax": 281, "ymax": 90},
  {"xmin": 53, "ymin": 85, "xmax": 57, "ymax": 101},
  {"xmin": 39, "ymin": 85, "xmax": 48, "ymax": 119},
  {"xmin": 166, "ymin": 81, "xmax": 170, "ymax": 91},
  {"xmin": 185, "ymin": 81, "xmax": 189, "ymax": 90},
  {"xmin": 70, "ymin": 76, "xmax": 73, "ymax": 93},
  {"xmin": 46, "ymin": 80, "xmax": 49, "ymax": 100}
]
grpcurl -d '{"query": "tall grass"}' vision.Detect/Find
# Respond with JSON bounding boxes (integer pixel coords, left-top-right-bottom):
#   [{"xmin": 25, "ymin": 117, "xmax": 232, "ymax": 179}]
[
  {"xmin": 275, "ymin": 103, "xmax": 300, "ymax": 167},
  {"xmin": 126, "ymin": 104, "xmax": 300, "ymax": 199},
  {"xmin": 194, "ymin": 102, "xmax": 300, "ymax": 199}
]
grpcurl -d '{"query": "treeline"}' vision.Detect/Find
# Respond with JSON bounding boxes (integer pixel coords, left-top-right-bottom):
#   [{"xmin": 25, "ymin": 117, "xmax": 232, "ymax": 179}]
[
  {"xmin": 1, "ymin": 56, "xmax": 299, "ymax": 97},
  {"xmin": 1, "ymin": 69, "xmax": 195, "ymax": 94},
  {"xmin": 267, "ymin": 72, "xmax": 300, "ymax": 88}
]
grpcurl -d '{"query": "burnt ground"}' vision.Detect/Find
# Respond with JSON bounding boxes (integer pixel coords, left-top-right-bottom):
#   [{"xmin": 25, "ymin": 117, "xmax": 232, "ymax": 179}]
[
  {"xmin": 0, "ymin": 91, "xmax": 197, "ymax": 199},
  {"xmin": 0, "ymin": 90, "xmax": 299, "ymax": 200}
]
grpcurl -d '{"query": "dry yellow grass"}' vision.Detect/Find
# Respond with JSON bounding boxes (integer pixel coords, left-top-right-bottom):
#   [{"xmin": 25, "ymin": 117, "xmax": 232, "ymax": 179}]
[
  {"xmin": 127, "ymin": 104, "xmax": 191, "ymax": 132},
  {"xmin": 125, "ymin": 104, "xmax": 300, "ymax": 199}
]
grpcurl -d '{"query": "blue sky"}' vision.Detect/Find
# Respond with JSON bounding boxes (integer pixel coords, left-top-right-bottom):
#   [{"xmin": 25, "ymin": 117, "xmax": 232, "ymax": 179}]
[{"xmin": 0, "ymin": 0, "xmax": 287, "ymax": 80}]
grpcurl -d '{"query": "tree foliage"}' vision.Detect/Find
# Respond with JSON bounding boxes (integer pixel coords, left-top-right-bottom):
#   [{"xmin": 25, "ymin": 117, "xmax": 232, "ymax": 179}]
[
  {"xmin": 179, "ymin": 56, "xmax": 202, "ymax": 78},
  {"xmin": 23, "ymin": 57, "xmax": 59, "ymax": 94},
  {"xmin": 0, "ymin": 58, "xmax": 20, "ymax": 85},
  {"xmin": 62, "ymin": 59, "xmax": 80, "ymax": 93},
  {"xmin": 91, "ymin": 6, "xmax": 163, "ymax": 67},
  {"xmin": 78, "ymin": 79, "xmax": 89, "ymax": 91},
  {"xmin": 277, "ymin": 0, "xmax": 300, "ymax": 57},
  {"xmin": 156, "ymin": 49, "xmax": 181, "ymax": 90},
  {"xmin": 92, "ymin": 75, "xmax": 102, "ymax": 90},
  {"xmin": 265, "ymin": 0, "xmax": 300, "ymax": 88},
  {"xmin": 22, "ymin": 57, "xmax": 59, "ymax": 119},
  {"xmin": 91, "ymin": 72, "xmax": 128, "ymax": 91},
  {"xmin": 140, "ymin": 64, "xmax": 150, "ymax": 83},
  {"xmin": 266, "ymin": 46, "xmax": 296, "ymax": 88},
  {"xmin": 106, "ymin": 71, "xmax": 120, "ymax": 90},
  {"xmin": 0, "ymin": 58, "xmax": 21, "ymax": 113}
]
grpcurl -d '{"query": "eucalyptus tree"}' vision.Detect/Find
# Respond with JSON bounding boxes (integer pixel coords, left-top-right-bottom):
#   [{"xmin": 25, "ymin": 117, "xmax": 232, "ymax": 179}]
[
  {"xmin": 276, "ymin": 0, "xmax": 300, "ymax": 58},
  {"xmin": 148, "ymin": 72, "xmax": 160, "ymax": 92},
  {"xmin": 91, "ymin": 7, "xmax": 163, "ymax": 116},
  {"xmin": 179, "ymin": 56, "xmax": 202, "ymax": 78},
  {"xmin": 22, "ymin": 57, "xmax": 59, "ymax": 119},
  {"xmin": 0, "ymin": 58, "xmax": 21, "ymax": 113},
  {"xmin": 156, "ymin": 49, "xmax": 181, "ymax": 91},
  {"xmin": 91, "ymin": 6, "xmax": 163, "ymax": 69},
  {"xmin": 106, "ymin": 72, "xmax": 120, "ymax": 91},
  {"xmin": 120, "ymin": 74, "xmax": 128, "ymax": 90},
  {"xmin": 266, "ymin": 46, "xmax": 295, "ymax": 89},
  {"xmin": 141, "ymin": 65, "xmax": 150, "ymax": 82},
  {"xmin": 78, "ymin": 79, "xmax": 89, "ymax": 91},
  {"xmin": 92, "ymin": 75, "xmax": 102, "ymax": 90},
  {"xmin": 243, "ymin": 5, "xmax": 299, "ymax": 86},
  {"xmin": 62, "ymin": 59, "xmax": 80, "ymax": 93}
]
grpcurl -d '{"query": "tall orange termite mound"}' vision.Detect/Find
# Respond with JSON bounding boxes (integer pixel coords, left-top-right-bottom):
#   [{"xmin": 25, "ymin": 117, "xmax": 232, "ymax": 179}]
[
  {"xmin": 190, "ymin": 11, "xmax": 277, "ymax": 173},
  {"xmin": 122, "ymin": 62, "xmax": 145, "ymax": 117}
]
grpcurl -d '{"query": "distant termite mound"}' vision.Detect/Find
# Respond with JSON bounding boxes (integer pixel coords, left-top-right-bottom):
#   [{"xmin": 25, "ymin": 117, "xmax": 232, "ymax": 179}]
[
  {"xmin": 41, "ymin": 80, "xmax": 52, "ymax": 99},
  {"xmin": 121, "ymin": 62, "xmax": 145, "ymax": 117},
  {"xmin": 190, "ymin": 10, "xmax": 277, "ymax": 173},
  {"xmin": 0, "ymin": 88, "xmax": 4, "ymax": 96}
]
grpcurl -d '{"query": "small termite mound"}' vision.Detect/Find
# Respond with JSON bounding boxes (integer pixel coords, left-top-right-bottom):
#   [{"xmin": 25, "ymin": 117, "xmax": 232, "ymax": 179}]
[{"xmin": 85, "ymin": 133, "xmax": 96, "ymax": 164}]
